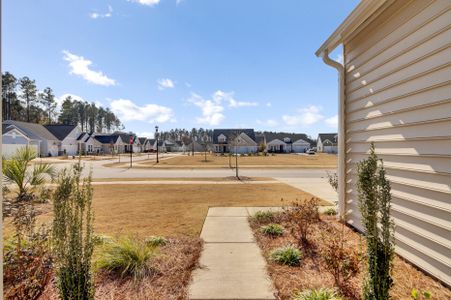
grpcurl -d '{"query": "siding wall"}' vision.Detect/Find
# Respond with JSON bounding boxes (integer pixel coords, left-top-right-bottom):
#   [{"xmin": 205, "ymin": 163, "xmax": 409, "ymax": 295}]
[{"xmin": 343, "ymin": 0, "xmax": 451, "ymax": 285}]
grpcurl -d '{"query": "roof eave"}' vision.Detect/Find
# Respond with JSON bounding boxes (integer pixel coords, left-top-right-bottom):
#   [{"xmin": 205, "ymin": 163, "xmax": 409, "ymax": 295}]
[{"xmin": 315, "ymin": 0, "xmax": 389, "ymax": 57}]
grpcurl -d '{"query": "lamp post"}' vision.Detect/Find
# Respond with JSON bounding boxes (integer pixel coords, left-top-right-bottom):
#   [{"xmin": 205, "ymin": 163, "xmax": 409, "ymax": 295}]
[{"xmin": 155, "ymin": 125, "xmax": 159, "ymax": 163}]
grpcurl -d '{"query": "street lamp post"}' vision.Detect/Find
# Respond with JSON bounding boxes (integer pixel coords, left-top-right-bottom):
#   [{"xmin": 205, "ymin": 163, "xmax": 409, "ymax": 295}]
[{"xmin": 155, "ymin": 125, "xmax": 159, "ymax": 163}]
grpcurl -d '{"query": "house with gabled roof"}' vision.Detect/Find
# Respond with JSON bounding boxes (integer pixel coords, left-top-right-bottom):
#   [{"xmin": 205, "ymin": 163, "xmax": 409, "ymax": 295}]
[
  {"xmin": 264, "ymin": 132, "xmax": 311, "ymax": 153},
  {"xmin": 94, "ymin": 134, "xmax": 124, "ymax": 154},
  {"xmin": 316, "ymin": 133, "xmax": 338, "ymax": 154},
  {"xmin": 3, "ymin": 120, "xmax": 60, "ymax": 157},
  {"xmin": 212, "ymin": 129, "xmax": 257, "ymax": 154},
  {"xmin": 44, "ymin": 124, "xmax": 82, "ymax": 156},
  {"xmin": 2, "ymin": 124, "xmax": 40, "ymax": 158}
]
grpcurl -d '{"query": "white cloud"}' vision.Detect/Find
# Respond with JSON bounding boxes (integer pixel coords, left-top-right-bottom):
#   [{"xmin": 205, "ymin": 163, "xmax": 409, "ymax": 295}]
[
  {"xmin": 185, "ymin": 82, "xmax": 192, "ymax": 88},
  {"xmin": 256, "ymin": 119, "xmax": 278, "ymax": 127},
  {"xmin": 213, "ymin": 90, "xmax": 258, "ymax": 108},
  {"xmin": 325, "ymin": 114, "xmax": 338, "ymax": 129},
  {"xmin": 63, "ymin": 51, "xmax": 116, "ymax": 86},
  {"xmin": 176, "ymin": 0, "xmax": 184, "ymax": 5},
  {"xmin": 90, "ymin": 5, "xmax": 113, "ymax": 19},
  {"xmin": 335, "ymin": 53, "xmax": 344, "ymax": 64},
  {"xmin": 188, "ymin": 93, "xmax": 225, "ymax": 126},
  {"xmin": 136, "ymin": 131, "xmax": 155, "ymax": 138},
  {"xmin": 157, "ymin": 78, "xmax": 175, "ymax": 90},
  {"xmin": 128, "ymin": 0, "xmax": 160, "ymax": 6},
  {"xmin": 266, "ymin": 102, "xmax": 272, "ymax": 107},
  {"xmin": 282, "ymin": 105, "xmax": 324, "ymax": 126},
  {"xmin": 110, "ymin": 99, "xmax": 174, "ymax": 123}
]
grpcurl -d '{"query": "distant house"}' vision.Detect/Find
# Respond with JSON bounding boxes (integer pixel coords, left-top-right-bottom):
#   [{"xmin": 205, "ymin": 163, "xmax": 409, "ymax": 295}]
[
  {"xmin": 3, "ymin": 120, "xmax": 60, "ymax": 157},
  {"xmin": 212, "ymin": 129, "xmax": 258, "ymax": 154},
  {"xmin": 187, "ymin": 140, "xmax": 205, "ymax": 153},
  {"xmin": 143, "ymin": 139, "xmax": 156, "ymax": 152},
  {"xmin": 2, "ymin": 124, "xmax": 40, "ymax": 158},
  {"xmin": 94, "ymin": 134, "xmax": 124, "ymax": 154},
  {"xmin": 264, "ymin": 133, "xmax": 311, "ymax": 153},
  {"xmin": 44, "ymin": 124, "xmax": 82, "ymax": 156},
  {"xmin": 138, "ymin": 137, "xmax": 147, "ymax": 152},
  {"xmin": 317, "ymin": 133, "xmax": 338, "ymax": 153},
  {"xmin": 77, "ymin": 133, "xmax": 103, "ymax": 154}
]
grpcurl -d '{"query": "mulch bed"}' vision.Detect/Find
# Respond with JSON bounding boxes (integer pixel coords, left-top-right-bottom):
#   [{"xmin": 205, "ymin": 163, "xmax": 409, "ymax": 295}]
[
  {"xmin": 39, "ymin": 236, "xmax": 202, "ymax": 300},
  {"xmin": 249, "ymin": 213, "xmax": 451, "ymax": 300}
]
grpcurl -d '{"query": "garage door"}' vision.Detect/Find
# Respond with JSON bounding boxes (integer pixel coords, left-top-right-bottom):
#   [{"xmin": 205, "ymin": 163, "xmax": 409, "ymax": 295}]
[{"xmin": 2, "ymin": 144, "xmax": 39, "ymax": 159}]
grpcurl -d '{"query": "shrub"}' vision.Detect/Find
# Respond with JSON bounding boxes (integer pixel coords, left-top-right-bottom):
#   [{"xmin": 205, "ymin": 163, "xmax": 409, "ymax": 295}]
[
  {"xmin": 326, "ymin": 171, "xmax": 338, "ymax": 192},
  {"xmin": 270, "ymin": 245, "xmax": 302, "ymax": 266},
  {"xmin": 284, "ymin": 197, "xmax": 320, "ymax": 245},
  {"xmin": 93, "ymin": 234, "xmax": 114, "ymax": 246},
  {"xmin": 260, "ymin": 224, "xmax": 284, "ymax": 237},
  {"xmin": 293, "ymin": 288, "xmax": 344, "ymax": 300},
  {"xmin": 252, "ymin": 210, "xmax": 275, "ymax": 223},
  {"xmin": 321, "ymin": 225, "xmax": 361, "ymax": 295},
  {"xmin": 323, "ymin": 207, "xmax": 337, "ymax": 216},
  {"xmin": 97, "ymin": 238, "xmax": 157, "ymax": 280},
  {"xmin": 411, "ymin": 288, "xmax": 432, "ymax": 299},
  {"xmin": 357, "ymin": 143, "xmax": 395, "ymax": 299},
  {"xmin": 145, "ymin": 235, "xmax": 168, "ymax": 247},
  {"xmin": 52, "ymin": 164, "xmax": 95, "ymax": 299}
]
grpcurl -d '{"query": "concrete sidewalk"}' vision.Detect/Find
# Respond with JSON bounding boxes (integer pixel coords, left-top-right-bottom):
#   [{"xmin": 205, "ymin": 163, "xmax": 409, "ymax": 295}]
[{"xmin": 189, "ymin": 207, "xmax": 275, "ymax": 300}]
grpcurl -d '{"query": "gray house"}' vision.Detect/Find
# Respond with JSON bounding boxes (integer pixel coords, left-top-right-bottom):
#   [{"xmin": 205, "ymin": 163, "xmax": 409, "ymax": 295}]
[{"xmin": 212, "ymin": 129, "xmax": 258, "ymax": 154}]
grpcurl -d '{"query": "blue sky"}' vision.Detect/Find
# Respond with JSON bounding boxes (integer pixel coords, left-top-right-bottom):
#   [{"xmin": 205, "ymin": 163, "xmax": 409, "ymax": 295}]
[{"xmin": 3, "ymin": 0, "xmax": 359, "ymax": 138}]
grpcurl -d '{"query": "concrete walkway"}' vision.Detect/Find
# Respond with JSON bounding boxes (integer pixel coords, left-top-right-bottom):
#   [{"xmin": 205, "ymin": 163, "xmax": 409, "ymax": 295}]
[{"xmin": 189, "ymin": 207, "xmax": 275, "ymax": 300}]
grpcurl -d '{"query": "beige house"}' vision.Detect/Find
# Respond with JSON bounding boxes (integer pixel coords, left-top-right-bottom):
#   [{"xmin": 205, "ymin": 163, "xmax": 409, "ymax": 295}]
[{"xmin": 316, "ymin": 0, "xmax": 450, "ymax": 286}]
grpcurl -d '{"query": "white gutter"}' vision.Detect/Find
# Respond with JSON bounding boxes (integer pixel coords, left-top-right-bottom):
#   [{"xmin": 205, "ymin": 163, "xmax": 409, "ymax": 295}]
[{"xmin": 319, "ymin": 48, "xmax": 347, "ymax": 219}]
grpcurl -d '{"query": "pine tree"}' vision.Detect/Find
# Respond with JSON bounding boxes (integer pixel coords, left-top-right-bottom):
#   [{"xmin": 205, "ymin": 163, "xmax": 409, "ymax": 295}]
[{"xmin": 19, "ymin": 76, "xmax": 38, "ymax": 122}]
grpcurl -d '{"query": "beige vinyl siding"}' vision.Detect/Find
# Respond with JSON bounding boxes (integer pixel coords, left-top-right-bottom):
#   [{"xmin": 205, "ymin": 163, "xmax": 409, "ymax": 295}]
[{"xmin": 343, "ymin": 0, "xmax": 451, "ymax": 285}]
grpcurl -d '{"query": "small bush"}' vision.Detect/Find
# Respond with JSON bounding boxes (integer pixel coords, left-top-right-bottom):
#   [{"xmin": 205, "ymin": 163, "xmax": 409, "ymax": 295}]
[
  {"xmin": 323, "ymin": 207, "xmax": 337, "ymax": 216},
  {"xmin": 145, "ymin": 235, "xmax": 168, "ymax": 247},
  {"xmin": 252, "ymin": 210, "xmax": 275, "ymax": 223},
  {"xmin": 284, "ymin": 197, "xmax": 320, "ymax": 245},
  {"xmin": 97, "ymin": 238, "xmax": 157, "ymax": 280},
  {"xmin": 293, "ymin": 288, "xmax": 343, "ymax": 300},
  {"xmin": 270, "ymin": 245, "xmax": 302, "ymax": 266},
  {"xmin": 411, "ymin": 288, "xmax": 432, "ymax": 299},
  {"xmin": 260, "ymin": 224, "xmax": 284, "ymax": 237}
]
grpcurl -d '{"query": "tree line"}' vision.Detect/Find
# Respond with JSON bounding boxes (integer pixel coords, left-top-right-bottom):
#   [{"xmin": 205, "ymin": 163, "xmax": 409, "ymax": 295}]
[{"xmin": 2, "ymin": 71, "xmax": 122, "ymax": 133}]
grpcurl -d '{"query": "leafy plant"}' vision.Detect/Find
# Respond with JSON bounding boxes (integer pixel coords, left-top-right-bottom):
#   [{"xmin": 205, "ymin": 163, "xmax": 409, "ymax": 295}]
[
  {"xmin": 284, "ymin": 197, "xmax": 320, "ymax": 245},
  {"xmin": 97, "ymin": 237, "xmax": 157, "ymax": 280},
  {"xmin": 270, "ymin": 245, "xmax": 302, "ymax": 266},
  {"xmin": 293, "ymin": 288, "xmax": 343, "ymax": 300},
  {"xmin": 260, "ymin": 224, "xmax": 284, "ymax": 237},
  {"xmin": 326, "ymin": 171, "xmax": 338, "ymax": 192},
  {"xmin": 321, "ymin": 225, "xmax": 361, "ymax": 295},
  {"xmin": 93, "ymin": 234, "xmax": 114, "ymax": 246},
  {"xmin": 2, "ymin": 146, "xmax": 55, "ymax": 198},
  {"xmin": 357, "ymin": 143, "xmax": 395, "ymax": 300},
  {"xmin": 411, "ymin": 288, "xmax": 432, "ymax": 299},
  {"xmin": 323, "ymin": 207, "xmax": 337, "ymax": 216},
  {"xmin": 252, "ymin": 210, "xmax": 275, "ymax": 223},
  {"xmin": 52, "ymin": 164, "xmax": 95, "ymax": 299},
  {"xmin": 145, "ymin": 235, "xmax": 168, "ymax": 247}
]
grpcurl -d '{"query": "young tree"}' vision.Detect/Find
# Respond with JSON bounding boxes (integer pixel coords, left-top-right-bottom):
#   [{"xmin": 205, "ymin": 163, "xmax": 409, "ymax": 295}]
[
  {"xmin": 19, "ymin": 76, "xmax": 38, "ymax": 122},
  {"xmin": 52, "ymin": 164, "xmax": 95, "ymax": 299},
  {"xmin": 357, "ymin": 143, "xmax": 395, "ymax": 300},
  {"xmin": 39, "ymin": 87, "xmax": 57, "ymax": 124},
  {"xmin": 2, "ymin": 72, "xmax": 18, "ymax": 120}
]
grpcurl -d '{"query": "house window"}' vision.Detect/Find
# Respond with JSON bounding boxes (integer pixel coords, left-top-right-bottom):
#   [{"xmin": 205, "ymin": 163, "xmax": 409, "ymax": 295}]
[
  {"xmin": 283, "ymin": 137, "xmax": 291, "ymax": 143},
  {"xmin": 218, "ymin": 134, "xmax": 227, "ymax": 143},
  {"xmin": 88, "ymin": 145, "xmax": 93, "ymax": 152}
]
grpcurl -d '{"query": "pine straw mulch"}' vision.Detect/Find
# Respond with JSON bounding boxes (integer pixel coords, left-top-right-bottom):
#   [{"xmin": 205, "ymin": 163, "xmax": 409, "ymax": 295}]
[
  {"xmin": 39, "ymin": 236, "xmax": 202, "ymax": 300},
  {"xmin": 249, "ymin": 213, "xmax": 451, "ymax": 300}
]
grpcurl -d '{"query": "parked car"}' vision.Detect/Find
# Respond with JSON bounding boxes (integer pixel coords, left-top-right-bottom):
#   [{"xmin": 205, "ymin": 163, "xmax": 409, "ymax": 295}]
[{"xmin": 306, "ymin": 149, "xmax": 316, "ymax": 155}]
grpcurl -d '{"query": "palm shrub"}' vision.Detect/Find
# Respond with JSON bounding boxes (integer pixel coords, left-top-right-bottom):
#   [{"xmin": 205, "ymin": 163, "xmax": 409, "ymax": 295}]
[
  {"xmin": 270, "ymin": 245, "xmax": 302, "ymax": 266},
  {"xmin": 97, "ymin": 237, "xmax": 157, "ymax": 280},
  {"xmin": 2, "ymin": 146, "xmax": 54, "ymax": 199},
  {"xmin": 293, "ymin": 288, "xmax": 343, "ymax": 300},
  {"xmin": 260, "ymin": 223, "xmax": 284, "ymax": 237},
  {"xmin": 357, "ymin": 143, "xmax": 395, "ymax": 299},
  {"xmin": 52, "ymin": 164, "xmax": 95, "ymax": 300}
]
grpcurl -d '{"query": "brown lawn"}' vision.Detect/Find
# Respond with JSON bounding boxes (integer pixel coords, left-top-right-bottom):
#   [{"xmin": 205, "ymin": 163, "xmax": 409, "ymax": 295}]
[
  {"xmin": 4, "ymin": 183, "xmax": 326, "ymax": 238},
  {"xmin": 105, "ymin": 153, "xmax": 338, "ymax": 169}
]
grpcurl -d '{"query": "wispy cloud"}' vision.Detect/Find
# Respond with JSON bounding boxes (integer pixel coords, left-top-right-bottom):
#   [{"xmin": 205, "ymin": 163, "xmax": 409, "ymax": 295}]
[
  {"xmin": 176, "ymin": 0, "xmax": 184, "ymax": 5},
  {"xmin": 90, "ymin": 5, "xmax": 113, "ymax": 19},
  {"xmin": 63, "ymin": 50, "xmax": 116, "ymax": 86},
  {"xmin": 282, "ymin": 105, "xmax": 324, "ymax": 126},
  {"xmin": 188, "ymin": 93, "xmax": 225, "ymax": 126},
  {"xmin": 157, "ymin": 78, "xmax": 175, "ymax": 90},
  {"xmin": 335, "ymin": 53, "xmax": 343, "ymax": 64},
  {"xmin": 266, "ymin": 102, "xmax": 272, "ymax": 107},
  {"xmin": 110, "ymin": 99, "xmax": 174, "ymax": 123},
  {"xmin": 325, "ymin": 114, "xmax": 338, "ymax": 129},
  {"xmin": 214, "ymin": 90, "xmax": 258, "ymax": 108},
  {"xmin": 128, "ymin": 0, "xmax": 160, "ymax": 6},
  {"xmin": 136, "ymin": 131, "xmax": 155, "ymax": 138}
]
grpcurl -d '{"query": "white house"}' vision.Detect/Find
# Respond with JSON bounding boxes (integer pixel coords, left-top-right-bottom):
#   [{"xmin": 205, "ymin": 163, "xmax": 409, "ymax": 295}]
[
  {"xmin": 44, "ymin": 124, "xmax": 82, "ymax": 156},
  {"xmin": 317, "ymin": 133, "xmax": 338, "ymax": 154},
  {"xmin": 264, "ymin": 133, "xmax": 311, "ymax": 153},
  {"xmin": 212, "ymin": 129, "xmax": 258, "ymax": 154},
  {"xmin": 2, "ymin": 124, "xmax": 40, "ymax": 158}
]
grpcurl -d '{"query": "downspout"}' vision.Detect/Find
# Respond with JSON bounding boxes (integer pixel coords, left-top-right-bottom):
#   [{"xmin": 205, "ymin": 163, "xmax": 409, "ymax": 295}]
[{"xmin": 319, "ymin": 48, "xmax": 346, "ymax": 219}]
